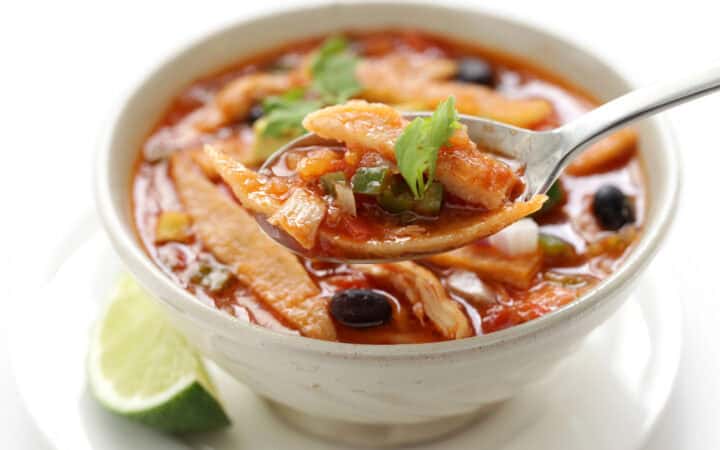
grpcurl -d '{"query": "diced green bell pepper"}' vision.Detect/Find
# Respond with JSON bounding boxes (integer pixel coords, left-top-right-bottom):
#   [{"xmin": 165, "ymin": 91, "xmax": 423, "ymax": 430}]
[
  {"xmin": 351, "ymin": 167, "xmax": 389, "ymax": 195},
  {"xmin": 538, "ymin": 233, "xmax": 576, "ymax": 259},
  {"xmin": 320, "ymin": 172, "xmax": 347, "ymax": 196},
  {"xmin": 378, "ymin": 175, "xmax": 415, "ymax": 213},
  {"xmin": 413, "ymin": 182, "xmax": 444, "ymax": 216}
]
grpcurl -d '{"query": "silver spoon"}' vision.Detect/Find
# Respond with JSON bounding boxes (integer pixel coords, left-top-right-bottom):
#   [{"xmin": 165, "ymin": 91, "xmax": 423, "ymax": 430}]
[{"xmin": 260, "ymin": 62, "xmax": 720, "ymax": 261}]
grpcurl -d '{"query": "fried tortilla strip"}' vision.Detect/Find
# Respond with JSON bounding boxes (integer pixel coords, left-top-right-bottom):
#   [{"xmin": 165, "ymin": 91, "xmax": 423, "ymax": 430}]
[
  {"xmin": 353, "ymin": 262, "xmax": 473, "ymax": 339},
  {"xmin": 360, "ymin": 53, "xmax": 458, "ymax": 83},
  {"xmin": 196, "ymin": 73, "xmax": 302, "ymax": 131},
  {"xmin": 170, "ymin": 152, "xmax": 335, "ymax": 340},
  {"xmin": 425, "ymin": 245, "xmax": 542, "ymax": 289},
  {"xmin": 189, "ymin": 132, "xmax": 255, "ymax": 180},
  {"xmin": 324, "ymin": 195, "xmax": 546, "ymax": 260},
  {"xmin": 566, "ymin": 128, "xmax": 638, "ymax": 176},
  {"xmin": 190, "ymin": 148, "xmax": 221, "ymax": 180},
  {"xmin": 303, "ymin": 101, "xmax": 522, "ymax": 209},
  {"xmin": 303, "ymin": 101, "xmax": 403, "ymax": 156},
  {"xmin": 357, "ymin": 58, "xmax": 551, "ymax": 128},
  {"xmin": 204, "ymin": 145, "xmax": 283, "ymax": 216}
]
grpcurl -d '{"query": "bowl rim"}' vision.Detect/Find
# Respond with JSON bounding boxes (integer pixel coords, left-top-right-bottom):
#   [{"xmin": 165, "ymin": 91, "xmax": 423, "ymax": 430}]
[{"xmin": 95, "ymin": 0, "xmax": 681, "ymax": 359}]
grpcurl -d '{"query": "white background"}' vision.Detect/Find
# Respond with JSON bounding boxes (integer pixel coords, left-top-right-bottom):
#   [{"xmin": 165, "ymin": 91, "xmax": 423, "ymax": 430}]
[{"xmin": 1, "ymin": 0, "xmax": 719, "ymax": 448}]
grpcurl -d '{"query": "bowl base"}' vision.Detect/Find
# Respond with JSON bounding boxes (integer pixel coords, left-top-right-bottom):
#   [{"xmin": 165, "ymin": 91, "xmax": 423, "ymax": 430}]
[{"xmin": 266, "ymin": 400, "xmax": 500, "ymax": 447}]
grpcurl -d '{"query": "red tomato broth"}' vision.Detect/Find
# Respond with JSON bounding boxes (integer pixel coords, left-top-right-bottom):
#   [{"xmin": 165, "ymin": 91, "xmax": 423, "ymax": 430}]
[{"xmin": 131, "ymin": 30, "xmax": 646, "ymax": 343}]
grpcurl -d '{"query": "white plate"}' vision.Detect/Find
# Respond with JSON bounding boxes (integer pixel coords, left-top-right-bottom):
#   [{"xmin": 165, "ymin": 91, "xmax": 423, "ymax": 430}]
[{"xmin": 9, "ymin": 218, "xmax": 681, "ymax": 450}]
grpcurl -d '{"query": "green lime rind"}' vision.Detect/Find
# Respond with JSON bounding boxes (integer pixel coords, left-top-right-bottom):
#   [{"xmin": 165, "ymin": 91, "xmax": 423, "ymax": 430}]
[
  {"xmin": 88, "ymin": 274, "xmax": 230, "ymax": 433},
  {"xmin": 117, "ymin": 380, "xmax": 231, "ymax": 433}
]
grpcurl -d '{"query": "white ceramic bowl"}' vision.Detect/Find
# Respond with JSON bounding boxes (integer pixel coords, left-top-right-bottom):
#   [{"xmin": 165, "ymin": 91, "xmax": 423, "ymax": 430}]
[{"xmin": 95, "ymin": 2, "xmax": 680, "ymax": 447}]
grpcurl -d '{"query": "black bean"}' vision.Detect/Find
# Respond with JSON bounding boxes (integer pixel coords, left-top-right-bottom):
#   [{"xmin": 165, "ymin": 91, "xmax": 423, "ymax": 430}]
[
  {"xmin": 592, "ymin": 185, "xmax": 635, "ymax": 230},
  {"xmin": 456, "ymin": 57, "xmax": 494, "ymax": 85},
  {"xmin": 247, "ymin": 104, "xmax": 264, "ymax": 124},
  {"xmin": 330, "ymin": 289, "xmax": 392, "ymax": 328}
]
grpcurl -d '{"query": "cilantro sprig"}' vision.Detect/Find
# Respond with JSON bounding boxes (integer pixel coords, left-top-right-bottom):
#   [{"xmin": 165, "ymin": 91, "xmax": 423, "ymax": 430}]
[
  {"xmin": 261, "ymin": 36, "xmax": 361, "ymax": 138},
  {"xmin": 310, "ymin": 36, "xmax": 362, "ymax": 103},
  {"xmin": 394, "ymin": 96, "xmax": 461, "ymax": 199},
  {"xmin": 261, "ymin": 89, "xmax": 321, "ymax": 138}
]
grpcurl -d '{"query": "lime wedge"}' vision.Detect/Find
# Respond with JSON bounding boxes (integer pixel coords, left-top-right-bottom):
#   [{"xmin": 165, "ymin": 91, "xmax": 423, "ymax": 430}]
[{"xmin": 88, "ymin": 274, "xmax": 230, "ymax": 433}]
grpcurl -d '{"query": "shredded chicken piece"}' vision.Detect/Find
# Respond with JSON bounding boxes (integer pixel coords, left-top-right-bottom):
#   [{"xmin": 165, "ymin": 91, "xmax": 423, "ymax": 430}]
[
  {"xmin": 425, "ymin": 245, "xmax": 542, "ymax": 289},
  {"xmin": 170, "ymin": 152, "xmax": 336, "ymax": 340},
  {"xmin": 566, "ymin": 128, "xmax": 638, "ymax": 176},
  {"xmin": 353, "ymin": 262, "xmax": 473, "ymax": 339},
  {"xmin": 268, "ymin": 188, "xmax": 327, "ymax": 250},
  {"xmin": 206, "ymin": 145, "xmax": 329, "ymax": 249},
  {"xmin": 196, "ymin": 73, "xmax": 303, "ymax": 131},
  {"xmin": 303, "ymin": 101, "xmax": 521, "ymax": 209},
  {"xmin": 435, "ymin": 146, "xmax": 523, "ymax": 209},
  {"xmin": 357, "ymin": 58, "xmax": 552, "ymax": 128},
  {"xmin": 389, "ymin": 224, "xmax": 427, "ymax": 238}
]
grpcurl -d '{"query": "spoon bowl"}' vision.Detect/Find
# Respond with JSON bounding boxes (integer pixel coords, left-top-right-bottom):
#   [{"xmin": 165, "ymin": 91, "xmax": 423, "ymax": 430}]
[{"xmin": 256, "ymin": 111, "xmax": 548, "ymax": 263}]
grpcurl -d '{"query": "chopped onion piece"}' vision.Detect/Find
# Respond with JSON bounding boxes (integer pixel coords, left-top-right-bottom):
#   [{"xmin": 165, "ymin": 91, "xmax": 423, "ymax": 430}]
[
  {"xmin": 446, "ymin": 270, "xmax": 496, "ymax": 306},
  {"xmin": 488, "ymin": 218, "xmax": 539, "ymax": 256},
  {"xmin": 334, "ymin": 182, "xmax": 357, "ymax": 217}
]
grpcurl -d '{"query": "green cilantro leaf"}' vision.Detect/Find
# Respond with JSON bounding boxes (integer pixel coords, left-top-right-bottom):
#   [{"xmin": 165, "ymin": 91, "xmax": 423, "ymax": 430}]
[
  {"xmin": 261, "ymin": 89, "xmax": 322, "ymax": 138},
  {"xmin": 394, "ymin": 96, "xmax": 460, "ymax": 199},
  {"xmin": 258, "ymin": 37, "xmax": 362, "ymax": 138},
  {"xmin": 310, "ymin": 36, "xmax": 361, "ymax": 103},
  {"xmin": 262, "ymin": 87, "xmax": 305, "ymax": 111}
]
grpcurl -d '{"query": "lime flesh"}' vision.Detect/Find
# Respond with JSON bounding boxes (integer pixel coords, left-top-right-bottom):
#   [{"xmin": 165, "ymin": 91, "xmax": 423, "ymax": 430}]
[{"xmin": 88, "ymin": 275, "xmax": 230, "ymax": 433}]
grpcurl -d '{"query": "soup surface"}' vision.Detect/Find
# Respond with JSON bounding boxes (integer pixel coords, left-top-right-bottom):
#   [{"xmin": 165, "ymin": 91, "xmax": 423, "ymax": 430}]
[{"xmin": 132, "ymin": 30, "xmax": 645, "ymax": 344}]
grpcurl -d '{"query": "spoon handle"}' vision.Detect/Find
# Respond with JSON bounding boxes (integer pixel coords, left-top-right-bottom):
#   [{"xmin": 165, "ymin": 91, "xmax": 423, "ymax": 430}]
[{"xmin": 558, "ymin": 60, "xmax": 720, "ymax": 165}]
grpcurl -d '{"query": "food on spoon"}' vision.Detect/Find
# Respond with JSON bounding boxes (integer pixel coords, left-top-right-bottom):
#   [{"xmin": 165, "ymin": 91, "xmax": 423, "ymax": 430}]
[
  {"xmin": 131, "ymin": 30, "xmax": 646, "ymax": 343},
  {"xmin": 303, "ymin": 100, "xmax": 522, "ymax": 209},
  {"xmin": 204, "ymin": 98, "xmax": 546, "ymax": 259}
]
